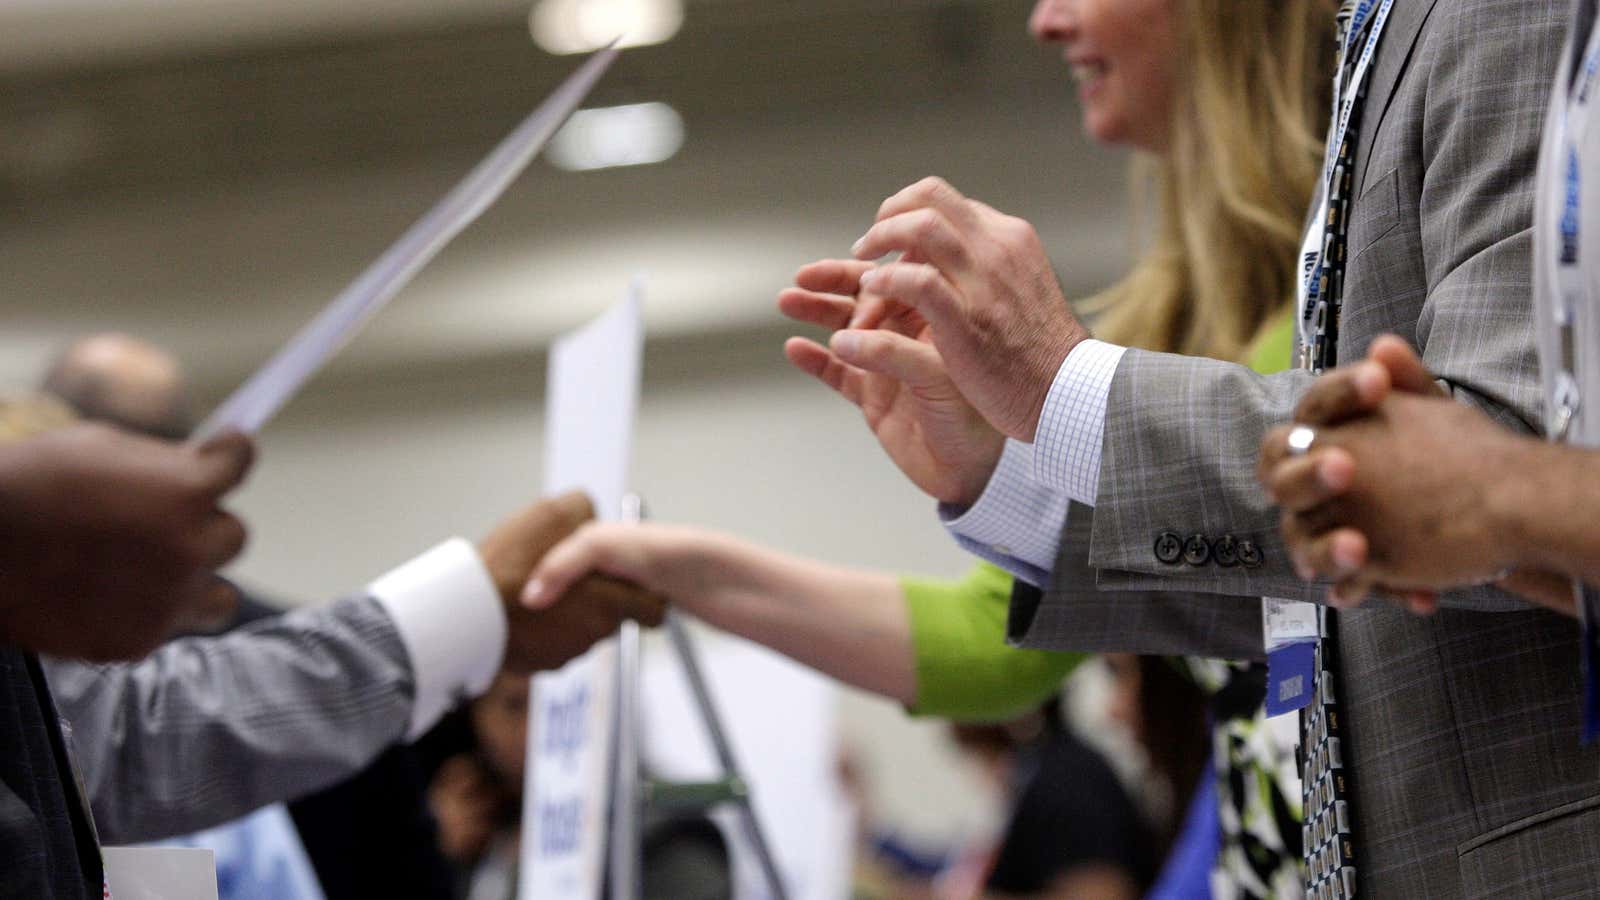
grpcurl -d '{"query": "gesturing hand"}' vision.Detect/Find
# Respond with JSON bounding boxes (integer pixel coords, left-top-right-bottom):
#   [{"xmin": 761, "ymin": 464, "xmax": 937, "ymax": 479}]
[
  {"xmin": 0, "ymin": 424, "xmax": 255, "ymax": 661},
  {"xmin": 847, "ymin": 177, "xmax": 1092, "ymax": 442},
  {"xmin": 778, "ymin": 258, "xmax": 1004, "ymax": 506},
  {"xmin": 477, "ymin": 492, "xmax": 666, "ymax": 674}
]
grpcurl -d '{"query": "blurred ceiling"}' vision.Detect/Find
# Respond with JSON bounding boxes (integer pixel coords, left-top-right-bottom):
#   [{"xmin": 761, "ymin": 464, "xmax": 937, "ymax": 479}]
[{"xmin": 0, "ymin": 0, "xmax": 1129, "ymax": 401}]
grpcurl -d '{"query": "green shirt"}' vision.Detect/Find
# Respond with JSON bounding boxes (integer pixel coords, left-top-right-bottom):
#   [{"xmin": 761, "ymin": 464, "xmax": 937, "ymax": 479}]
[{"xmin": 901, "ymin": 310, "xmax": 1295, "ymax": 718}]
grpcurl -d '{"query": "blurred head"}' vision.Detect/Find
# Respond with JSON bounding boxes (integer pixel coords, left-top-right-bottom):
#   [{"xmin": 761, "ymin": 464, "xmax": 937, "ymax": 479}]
[
  {"xmin": 1103, "ymin": 653, "xmax": 1144, "ymax": 741},
  {"xmin": 1103, "ymin": 655, "xmax": 1209, "ymax": 849},
  {"xmin": 1030, "ymin": 0, "xmax": 1178, "ymax": 152},
  {"xmin": 948, "ymin": 697, "xmax": 1064, "ymax": 782},
  {"xmin": 1040, "ymin": 0, "xmax": 1338, "ymax": 363},
  {"xmin": 41, "ymin": 333, "xmax": 194, "ymax": 441},
  {"xmin": 471, "ymin": 672, "xmax": 530, "ymax": 790}
]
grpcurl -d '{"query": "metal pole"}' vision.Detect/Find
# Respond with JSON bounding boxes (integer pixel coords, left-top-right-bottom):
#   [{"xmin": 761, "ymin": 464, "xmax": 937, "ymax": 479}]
[
  {"xmin": 664, "ymin": 611, "xmax": 790, "ymax": 900},
  {"xmin": 606, "ymin": 495, "xmax": 646, "ymax": 900}
]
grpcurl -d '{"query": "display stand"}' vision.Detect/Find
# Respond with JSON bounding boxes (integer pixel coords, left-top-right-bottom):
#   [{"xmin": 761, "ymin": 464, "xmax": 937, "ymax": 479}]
[{"xmin": 607, "ymin": 495, "xmax": 790, "ymax": 900}]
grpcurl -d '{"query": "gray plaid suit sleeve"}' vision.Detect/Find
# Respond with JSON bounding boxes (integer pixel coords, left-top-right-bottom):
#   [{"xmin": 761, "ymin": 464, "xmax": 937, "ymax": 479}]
[
  {"xmin": 42, "ymin": 595, "xmax": 416, "ymax": 843},
  {"xmin": 1010, "ymin": 502, "xmax": 1267, "ymax": 659},
  {"xmin": 1018, "ymin": 3, "xmax": 1600, "ymax": 895}
]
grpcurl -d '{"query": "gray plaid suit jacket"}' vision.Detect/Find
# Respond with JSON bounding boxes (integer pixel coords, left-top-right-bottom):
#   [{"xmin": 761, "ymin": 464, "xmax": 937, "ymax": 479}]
[
  {"xmin": 1011, "ymin": 0, "xmax": 1600, "ymax": 895},
  {"xmin": 41, "ymin": 595, "xmax": 416, "ymax": 844}
]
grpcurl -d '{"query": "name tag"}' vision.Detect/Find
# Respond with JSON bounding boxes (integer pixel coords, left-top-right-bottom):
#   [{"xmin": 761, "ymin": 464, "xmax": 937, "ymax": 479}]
[
  {"xmin": 1263, "ymin": 597, "xmax": 1321, "ymax": 717},
  {"xmin": 103, "ymin": 847, "xmax": 217, "ymax": 900},
  {"xmin": 1264, "ymin": 597, "xmax": 1320, "ymax": 648}
]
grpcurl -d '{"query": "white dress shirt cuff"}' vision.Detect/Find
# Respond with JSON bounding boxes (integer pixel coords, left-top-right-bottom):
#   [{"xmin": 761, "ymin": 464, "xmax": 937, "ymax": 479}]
[
  {"xmin": 370, "ymin": 538, "xmax": 508, "ymax": 740},
  {"xmin": 1032, "ymin": 339, "xmax": 1127, "ymax": 504},
  {"xmin": 939, "ymin": 439, "xmax": 1072, "ymax": 586}
]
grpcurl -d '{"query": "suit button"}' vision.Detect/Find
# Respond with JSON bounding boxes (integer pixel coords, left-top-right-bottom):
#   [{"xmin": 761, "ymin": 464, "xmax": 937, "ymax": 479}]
[
  {"xmin": 1238, "ymin": 540, "xmax": 1263, "ymax": 568},
  {"xmin": 1182, "ymin": 534, "xmax": 1211, "ymax": 566},
  {"xmin": 1154, "ymin": 531, "xmax": 1184, "ymax": 565},
  {"xmin": 1214, "ymin": 534, "xmax": 1240, "ymax": 567}
]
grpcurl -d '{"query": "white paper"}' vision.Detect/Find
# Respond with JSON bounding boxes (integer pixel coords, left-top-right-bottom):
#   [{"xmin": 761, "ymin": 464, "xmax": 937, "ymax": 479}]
[
  {"xmin": 192, "ymin": 45, "xmax": 619, "ymax": 442},
  {"xmin": 1263, "ymin": 596, "xmax": 1320, "ymax": 649},
  {"xmin": 103, "ymin": 847, "xmax": 218, "ymax": 900},
  {"xmin": 519, "ymin": 285, "xmax": 644, "ymax": 900}
]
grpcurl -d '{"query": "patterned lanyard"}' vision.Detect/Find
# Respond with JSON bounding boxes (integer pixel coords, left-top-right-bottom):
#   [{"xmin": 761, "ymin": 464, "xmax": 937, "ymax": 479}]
[
  {"xmin": 1551, "ymin": 0, "xmax": 1600, "ymax": 742},
  {"xmin": 1552, "ymin": 0, "xmax": 1600, "ymax": 441},
  {"xmin": 1300, "ymin": 0, "xmax": 1397, "ymax": 371},
  {"xmin": 1290, "ymin": 4, "xmax": 1396, "ymax": 897}
]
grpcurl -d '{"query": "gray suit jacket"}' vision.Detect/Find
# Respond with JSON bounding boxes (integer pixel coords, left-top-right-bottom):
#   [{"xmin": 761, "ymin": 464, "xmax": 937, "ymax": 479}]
[
  {"xmin": 42, "ymin": 595, "xmax": 416, "ymax": 844},
  {"xmin": 1014, "ymin": 1, "xmax": 1600, "ymax": 895}
]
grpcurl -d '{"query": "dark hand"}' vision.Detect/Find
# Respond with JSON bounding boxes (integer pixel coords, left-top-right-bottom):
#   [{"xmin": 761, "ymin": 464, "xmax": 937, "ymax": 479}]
[
  {"xmin": 0, "ymin": 424, "xmax": 254, "ymax": 660},
  {"xmin": 1260, "ymin": 350, "xmax": 1528, "ymax": 609},
  {"xmin": 477, "ymin": 491, "xmax": 666, "ymax": 674}
]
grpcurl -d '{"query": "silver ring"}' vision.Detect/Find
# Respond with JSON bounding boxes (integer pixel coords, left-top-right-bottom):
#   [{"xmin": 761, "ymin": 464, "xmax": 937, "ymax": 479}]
[{"xmin": 1286, "ymin": 425, "xmax": 1317, "ymax": 457}]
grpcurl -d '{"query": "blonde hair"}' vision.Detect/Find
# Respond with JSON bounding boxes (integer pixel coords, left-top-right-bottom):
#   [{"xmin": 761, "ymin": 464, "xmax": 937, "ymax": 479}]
[{"xmin": 1088, "ymin": 0, "xmax": 1337, "ymax": 362}]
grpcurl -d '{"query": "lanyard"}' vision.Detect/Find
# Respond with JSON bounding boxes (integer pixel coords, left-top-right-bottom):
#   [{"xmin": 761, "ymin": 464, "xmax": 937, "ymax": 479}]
[
  {"xmin": 1324, "ymin": 0, "xmax": 1396, "ymax": 195},
  {"xmin": 1269, "ymin": 0, "xmax": 1396, "ymax": 719},
  {"xmin": 1299, "ymin": 0, "xmax": 1399, "ymax": 337},
  {"xmin": 1551, "ymin": 20, "xmax": 1600, "ymax": 441},
  {"xmin": 1552, "ymin": 9, "xmax": 1600, "ymax": 743}
]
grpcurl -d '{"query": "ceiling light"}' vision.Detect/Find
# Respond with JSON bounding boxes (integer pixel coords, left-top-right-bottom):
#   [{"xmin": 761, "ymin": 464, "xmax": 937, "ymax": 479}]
[
  {"xmin": 531, "ymin": 0, "xmax": 684, "ymax": 56},
  {"xmin": 546, "ymin": 102, "xmax": 684, "ymax": 172}
]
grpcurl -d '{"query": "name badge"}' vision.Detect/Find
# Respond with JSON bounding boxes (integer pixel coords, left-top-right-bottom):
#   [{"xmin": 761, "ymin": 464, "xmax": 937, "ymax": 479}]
[
  {"xmin": 102, "ymin": 847, "xmax": 218, "ymax": 900},
  {"xmin": 1263, "ymin": 597, "xmax": 1320, "ymax": 717}
]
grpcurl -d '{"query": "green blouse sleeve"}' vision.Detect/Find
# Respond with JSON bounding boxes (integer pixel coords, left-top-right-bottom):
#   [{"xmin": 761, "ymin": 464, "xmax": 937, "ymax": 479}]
[
  {"xmin": 901, "ymin": 308, "xmax": 1297, "ymax": 721},
  {"xmin": 1245, "ymin": 309, "xmax": 1297, "ymax": 376},
  {"xmin": 901, "ymin": 562, "xmax": 1085, "ymax": 721}
]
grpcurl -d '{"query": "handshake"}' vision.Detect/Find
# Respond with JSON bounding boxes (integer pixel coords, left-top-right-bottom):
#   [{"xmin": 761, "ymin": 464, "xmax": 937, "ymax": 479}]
[
  {"xmin": 0, "ymin": 412, "xmax": 664, "ymax": 669},
  {"xmin": 478, "ymin": 490, "xmax": 668, "ymax": 674}
]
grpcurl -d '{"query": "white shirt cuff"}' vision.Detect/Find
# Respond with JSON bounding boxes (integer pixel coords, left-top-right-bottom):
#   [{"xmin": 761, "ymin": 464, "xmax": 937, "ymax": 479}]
[
  {"xmin": 370, "ymin": 538, "xmax": 508, "ymax": 740},
  {"xmin": 1032, "ymin": 339, "xmax": 1126, "ymax": 504},
  {"xmin": 939, "ymin": 439, "xmax": 1072, "ymax": 586}
]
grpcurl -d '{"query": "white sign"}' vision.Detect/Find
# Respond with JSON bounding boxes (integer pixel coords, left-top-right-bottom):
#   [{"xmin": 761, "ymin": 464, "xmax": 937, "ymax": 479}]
[{"xmin": 520, "ymin": 286, "xmax": 644, "ymax": 900}]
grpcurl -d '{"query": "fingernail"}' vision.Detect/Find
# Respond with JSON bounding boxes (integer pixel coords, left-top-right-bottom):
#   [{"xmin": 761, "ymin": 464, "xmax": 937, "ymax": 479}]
[
  {"xmin": 1294, "ymin": 556, "xmax": 1314, "ymax": 581},
  {"xmin": 851, "ymin": 237, "xmax": 866, "ymax": 256},
  {"xmin": 1317, "ymin": 459, "xmax": 1346, "ymax": 491},
  {"xmin": 1332, "ymin": 542, "xmax": 1361, "ymax": 572},
  {"xmin": 1326, "ymin": 586, "xmax": 1350, "ymax": 608},
  {"xmin": 858, "ymin": 267, "xmax": 878, "ymax": 290},
  {"xmin": 833, "ymin": 331, "xmax": 861, "ymax": 358},
  {"xmin": 520, "ymin": 579, "xmax": 546, "ymax": 608}
]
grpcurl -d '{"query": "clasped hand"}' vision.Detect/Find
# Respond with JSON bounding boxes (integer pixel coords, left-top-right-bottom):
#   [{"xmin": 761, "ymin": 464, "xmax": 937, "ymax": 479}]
[{"xmin": 1256, "ymin": 336, "xmax": 1574, "ymax": 615}]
